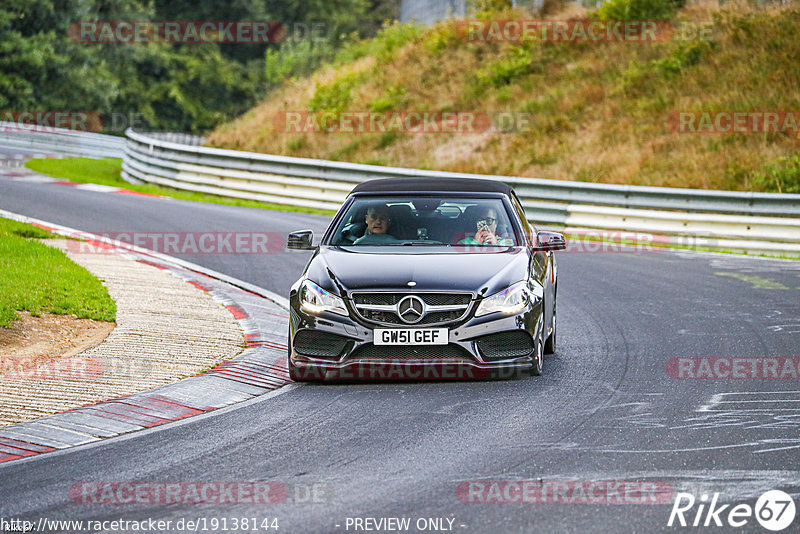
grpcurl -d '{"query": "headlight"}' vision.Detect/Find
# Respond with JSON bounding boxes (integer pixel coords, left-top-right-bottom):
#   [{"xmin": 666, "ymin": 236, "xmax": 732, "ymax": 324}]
[
  {"xmin": 299, "ymin": 279, "xmax": 348, "ymax": 316},
  {"xmin": 475, "ymin": 281, "xmax": 539, "ymax": 317}
]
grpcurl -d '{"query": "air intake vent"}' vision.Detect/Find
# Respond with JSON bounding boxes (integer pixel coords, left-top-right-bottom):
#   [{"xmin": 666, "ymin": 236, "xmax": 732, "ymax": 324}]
[
  {"xmin": 293, "ymin": 330, "xmax": 350, "ymax": 358},
  {"xmin": 475, "ymin": 331, "xmax": 534, "ymax": 361}
]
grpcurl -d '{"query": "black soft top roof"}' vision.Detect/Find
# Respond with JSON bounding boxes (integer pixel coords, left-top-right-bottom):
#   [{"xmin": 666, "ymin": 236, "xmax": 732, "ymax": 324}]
[{"xmin": 351, "ymin": 177, "xmax": 513, "ymax": 195}]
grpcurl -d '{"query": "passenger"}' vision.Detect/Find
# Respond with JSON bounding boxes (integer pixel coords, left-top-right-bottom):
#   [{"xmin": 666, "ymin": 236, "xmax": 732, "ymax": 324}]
[
  {"xmin": 353, "ymin": 205, "xmax": 400, "ymax": 245},
  {"xmin": 458, "ymin": 208, "xmax": 513, "ymax": 246}
]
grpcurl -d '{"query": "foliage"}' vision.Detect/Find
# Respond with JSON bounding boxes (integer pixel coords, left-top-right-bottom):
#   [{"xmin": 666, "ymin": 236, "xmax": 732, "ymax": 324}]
[
  {"xmin": 751, "ymin": 156, "xmax": 800, "ymax": 194},
  {"xmin": 208, "ymin": 3, "xmax": 800, "ymax": 193},
  {"xmin": 476, "ymin": 46, "xmax": 533, "ymax": 87},
  {"xmin": 370, "ymin": 85, "xmax": 407, "ymax": 112},
  {"xmin": 265, "ymin": 37, "xmax": 336, "ymax": 85},
  {"xmin": 652, "ymin": 39, "xmax": 712, "ymax": 77},
  {"xmin": 469, "ymin": 0, "xmax": 514, "ymax": 15},
  {"xmin": 309, "ymin": 73, "xmax": 365, "ymax": 112},
  {"xmin": 336, "ymin": 20, "xmax": 422, "ymax": 65},
  {"xmin": 0, "ymin": 0, "xmax": 401, "ymax": 133},
  {"xmin": 597, "ymin": 0, "xmax": 682, "ymax": 21}
]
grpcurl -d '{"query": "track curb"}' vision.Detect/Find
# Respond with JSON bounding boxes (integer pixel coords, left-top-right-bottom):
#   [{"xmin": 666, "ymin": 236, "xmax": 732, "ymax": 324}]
[{"xmin": 0, "ymin": 210, "xmax": 292, "ymax": 464}]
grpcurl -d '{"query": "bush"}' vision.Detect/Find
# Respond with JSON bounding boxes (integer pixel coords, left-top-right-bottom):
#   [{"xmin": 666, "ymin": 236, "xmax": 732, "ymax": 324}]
[
  {"xmin": 597, "ymin": 0, "xmax": 681, "ymax": 21},
  {"xmin": 469, "ymin": 0, "xmax": 514, "ymax": 15},
  {"xmin": 423, "ymin": 20, "xmax": 462, "ymax": 53},
  {"xmin": 309, "ymin": 73, "xmax": 364, "ymax": 112},
  {"xmin": 476, "ymin": 46, "xmax": 532, "ymax": 87},
  {"xmin": 652, "ymin": 39, "xmax": 711, "ymax": 76},
  {"xmin": 752, "ymin": 156, "xmax": 800, "ymax": 193},
  {"xmin": 264, "ymin": 38, "xmax": 336, "ymax": 85},
  {"xmin": 376, "ymin": 132, "xmax": 399, "ymax": 148},
  {"xmin": 336, "ymin": 21, "xmax": 422, "ymax": 66},
  {"xmin": 370, "ymin": 85, "xmax": 407, "ymax": 112}
]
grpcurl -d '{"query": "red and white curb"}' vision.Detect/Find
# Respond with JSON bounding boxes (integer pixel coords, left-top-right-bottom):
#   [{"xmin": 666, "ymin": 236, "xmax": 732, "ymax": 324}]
[
  {"xmin": 0, "ymin": 210, "xmax": 292, "ymax": 464},
  {"xmin": 0, "ymin": 165, "xmax": 166, "ymax": 198}
]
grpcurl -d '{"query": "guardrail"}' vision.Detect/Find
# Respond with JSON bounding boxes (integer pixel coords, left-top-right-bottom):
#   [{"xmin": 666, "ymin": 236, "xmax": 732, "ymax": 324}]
[
  {"xmin": 121, "ymin": 128, "xmax": 800, "ymax": 256},
  {"xmin": 0, "ymin": 123, "xmax": 125, "ymax": 159}
]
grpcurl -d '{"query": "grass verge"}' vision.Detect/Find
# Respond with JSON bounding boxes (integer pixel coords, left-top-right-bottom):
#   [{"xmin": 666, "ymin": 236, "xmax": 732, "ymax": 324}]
[
  {"xmin": 207, "ymin": 3, "xmax": 800, "ymax": 192},
  {"xmin": 0, "ymin": 217, "xmax": 116, "ymax": 327},
  {"xmin": 25, "ymin": 157, "xmax": 336, "ymax": 216}
]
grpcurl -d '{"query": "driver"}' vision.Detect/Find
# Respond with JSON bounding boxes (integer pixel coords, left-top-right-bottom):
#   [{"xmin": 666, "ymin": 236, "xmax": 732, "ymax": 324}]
[
  {"xmin": 458, "ymin": 207, "xmax": 513, "ymax": 246},
  {"xmin": 354, "ymin": 205, "xmax": 400, "ymax": 245}
]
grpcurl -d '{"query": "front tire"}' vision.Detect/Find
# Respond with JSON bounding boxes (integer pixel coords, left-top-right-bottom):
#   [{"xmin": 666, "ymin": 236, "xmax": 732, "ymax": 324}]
[
  {"xmin": 544, "ymin": 299, "xmax": 557, "ymax": 355},
  {"xmin": 529, "ymin": 321, "xmax": 544, "ymax": 376}
]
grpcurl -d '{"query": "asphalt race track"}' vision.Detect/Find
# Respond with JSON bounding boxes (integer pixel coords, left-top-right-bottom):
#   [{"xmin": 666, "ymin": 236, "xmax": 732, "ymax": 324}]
[{"xmin": 2, "ymin": 174, "xmax": 799, "ymax": 533}]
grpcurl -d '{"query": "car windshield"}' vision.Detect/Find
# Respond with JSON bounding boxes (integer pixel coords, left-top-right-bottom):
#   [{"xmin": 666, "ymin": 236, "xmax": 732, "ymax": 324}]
[{"xmin": 328, "ymin": 196, "xmax": 519, "ymax": 247}]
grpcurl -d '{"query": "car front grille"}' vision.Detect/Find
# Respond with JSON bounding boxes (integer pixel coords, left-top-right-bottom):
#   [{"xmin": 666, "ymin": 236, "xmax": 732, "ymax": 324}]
[
  {"xmin": 293, "ymin": 330, "xmax": 351, "ymax": 359},
  {"xmin": 352, "ymin": 293, "xmax": 471, "ymax": 306},
  {"xmin": 351, "ymin": 292, "xmax": 472, "ymax": 327},
  {"xmin": 475, "ymin": 331, "xmax": 534, "ymax": 361},
  {"xmin": 346, "ymin": 343, "xmax": 475, "ymax": 362},
  {"xmin": 356, "ymin": 309, "xmax": 464, "ymax": 326}
]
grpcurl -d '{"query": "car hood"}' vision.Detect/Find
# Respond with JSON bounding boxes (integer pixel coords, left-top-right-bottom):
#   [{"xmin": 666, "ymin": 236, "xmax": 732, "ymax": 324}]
[{"xmin": 305, "ymin": 246, "xmax": 530, "ymax": 296}]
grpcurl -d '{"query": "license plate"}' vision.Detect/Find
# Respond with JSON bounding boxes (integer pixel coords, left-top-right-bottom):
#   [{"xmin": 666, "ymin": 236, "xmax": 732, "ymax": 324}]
[{"xmin": 374, "ymin": 328, "xmax": 448, "ymax": 346}]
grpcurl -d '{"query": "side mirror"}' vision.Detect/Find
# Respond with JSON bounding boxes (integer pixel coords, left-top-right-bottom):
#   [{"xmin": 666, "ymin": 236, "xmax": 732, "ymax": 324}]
[
  {"xmin": 534, "ymin": 231, "xmax": 566, "ymax": 251},
  {"xmin": 287, "ymin": 230, "xmax": 314, "ymax": 250}
]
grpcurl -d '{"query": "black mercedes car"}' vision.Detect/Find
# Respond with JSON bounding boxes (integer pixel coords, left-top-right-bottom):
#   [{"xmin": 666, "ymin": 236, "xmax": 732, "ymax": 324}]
[{"xmin": 286, "ymin": 177, "xmax": 565, "ymax": 381}]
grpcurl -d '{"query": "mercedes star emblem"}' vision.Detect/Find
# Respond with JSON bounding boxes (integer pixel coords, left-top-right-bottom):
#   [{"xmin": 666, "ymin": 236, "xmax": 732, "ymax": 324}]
[{"xmin": 397, "ymin": 295, "xmax": 425, "ymax": 324}]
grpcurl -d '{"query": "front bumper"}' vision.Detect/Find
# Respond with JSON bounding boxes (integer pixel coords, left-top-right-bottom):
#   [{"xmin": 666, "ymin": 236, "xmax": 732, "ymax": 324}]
[{"xmin": 289, "ymin": 295, "xmax": 542, "ymax": 381}]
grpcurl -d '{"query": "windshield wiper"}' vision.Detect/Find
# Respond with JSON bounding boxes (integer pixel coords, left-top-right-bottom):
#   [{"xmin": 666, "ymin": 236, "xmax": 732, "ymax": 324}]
[
  {"xmin": 343, "ymin": 241, "xmax": 447, "ymax": 247},
  {"xmin": 400, "ymin": 241, "xmax": 446, "ymax": 246}
]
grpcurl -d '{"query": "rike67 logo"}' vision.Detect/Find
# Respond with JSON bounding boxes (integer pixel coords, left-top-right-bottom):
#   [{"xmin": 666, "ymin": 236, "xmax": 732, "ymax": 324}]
[{"xmin": 668, "ymin": 490, "xmax": 796, "ymax": 531}]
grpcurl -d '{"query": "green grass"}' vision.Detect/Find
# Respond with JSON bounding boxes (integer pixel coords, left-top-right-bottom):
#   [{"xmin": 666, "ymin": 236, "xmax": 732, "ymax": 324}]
[
  {"xmin": 0, "ymin": 217, "xmax": 117, "ymax": 327},
  {"xmin": 25, "ymin": 158, "xmax": 336, "ymax": 216},
  {"xmin": 25, "ymin": 157, "xmax": 124, "ymax": 185}
]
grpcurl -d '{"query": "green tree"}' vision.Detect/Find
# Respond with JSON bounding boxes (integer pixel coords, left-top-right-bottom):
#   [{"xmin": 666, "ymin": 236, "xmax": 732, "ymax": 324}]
[{"xmin": 0, "ymin": 0, "xmax": 401, "ymax": 133}]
